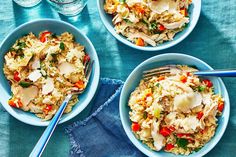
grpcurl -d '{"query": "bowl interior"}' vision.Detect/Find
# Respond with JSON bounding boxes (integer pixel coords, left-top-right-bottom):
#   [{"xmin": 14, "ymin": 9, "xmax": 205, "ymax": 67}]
[
  {"xmin": 97, "ymin": 0, "xmax": 201, "ymax": 51},
  {"xmin": 0, "ymin": 19, "xmax": 100, "ymax": 126},
  {"xmin": 120, "ymin": 53, "xmax": 229, "ymax": 157}
]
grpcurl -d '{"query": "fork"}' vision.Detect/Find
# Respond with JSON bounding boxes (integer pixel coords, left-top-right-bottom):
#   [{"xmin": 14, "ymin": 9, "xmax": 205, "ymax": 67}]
[
  {"xmin": 143, "ymin": 65, "xmax": 236, "ymax": 80},
  {"xmin": 29, "ymin": 60, "xmax": 94, "ymax": 157}
]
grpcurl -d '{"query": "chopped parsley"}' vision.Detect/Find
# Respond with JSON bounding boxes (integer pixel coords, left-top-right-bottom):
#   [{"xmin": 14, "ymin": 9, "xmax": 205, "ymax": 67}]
[
  {"xmin": 149, "ymin": 22, "xmax": 157, "ymax": 31},
  {"xmin": 155, "ymin": 83, "xmax": 160, "ymax": 87},
  {"xmin": 17, "ymin": 42, "xmax": 26, "ymax": 49},
  {"xmin": 51, "ymin": 53, "xmax": 58, "ymax": 61},
  {"xmin": 51, "ymin": 33, "xmax": 57, "ymax": 38},
  {"xmin": 198, "ymin": 85, "xmax": 206, "ymax": 92},
  {"xmin": 9, "ymin": 47, "xmax": 16, "ymax": 52},
  {"xmin": 123, "ymin": 19, "xmax": 132, "ymax": 24},
  {"xmin": 19, "ymin": 81, "xmax": 32, "ymax": 88},
  {"xmin": 59, "ymin": 42, "xmax": 65, "ymax": 50},
  {"xmin": 141, "ymin": 19, "xmax": 148, "ymax": 26},
  {"xmin": 119, "ymin": 0, "xmax": 126, "ymax": 3},
  {"xmin": 176, "ymin": 138, "xmax": 188, "ymax": 149},
  {"xmin": 194, "ymin": 147, "xmax": 202, "ymax": 152},
  {"xmin": 143, "ymin": 111, "xmax": 148, "ymax": 119}
]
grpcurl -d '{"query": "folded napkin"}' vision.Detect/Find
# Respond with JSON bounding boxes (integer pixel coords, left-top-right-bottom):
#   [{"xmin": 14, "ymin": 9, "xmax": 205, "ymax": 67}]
[{"xmin": 65, "ymin": 78, "xmax": 145, "ymax": 157}]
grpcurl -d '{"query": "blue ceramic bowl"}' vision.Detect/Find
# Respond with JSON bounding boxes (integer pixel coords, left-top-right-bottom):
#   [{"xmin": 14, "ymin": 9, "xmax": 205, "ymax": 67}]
[
  {"xmin": 97, "ymin": 0, "xmax": 201, "ymax": 51},
  {"xmin": 0, "ymin": 19, "xmax": 100, "ymax": 126},
  {"xmin": 120, "ymin": 53, "xmax": 229, "ymax": 156}
]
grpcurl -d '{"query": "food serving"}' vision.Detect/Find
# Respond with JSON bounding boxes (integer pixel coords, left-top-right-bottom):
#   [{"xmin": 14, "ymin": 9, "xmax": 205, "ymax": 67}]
[
  {"xmin": 128, "ymin": 65, "xmax": 224, "ymax": 155},
  {"xmin": 3, "ymin": 31, "xmax": 90, "ymax": 120},
  {"xmin": 104, "ymin": 0, "xmax": 192, "ymax": 47}
]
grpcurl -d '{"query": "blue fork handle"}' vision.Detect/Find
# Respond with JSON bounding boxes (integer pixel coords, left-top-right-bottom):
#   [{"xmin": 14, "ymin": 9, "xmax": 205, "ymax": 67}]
[
  {"xmin": 194, "ymin": 70, "xmax": 236, "ymax": 77},
  {"xmin": 29, "ymin": 94, "xmax": 72, "ymax": 157}
]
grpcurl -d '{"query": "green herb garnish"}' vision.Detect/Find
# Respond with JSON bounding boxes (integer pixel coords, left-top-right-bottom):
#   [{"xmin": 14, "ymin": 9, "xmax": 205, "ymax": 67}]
[
  {"xmin": 194, "ymin": 147, "xmax": 202, "ymax": 152},
  {"xmin": 59, "ymin": 42, "xmax": 65, "ymax": 50},
  {"xmin": 51, "ymin": 33, "xmax": 57, "ymax": 38},
  {"xmin": 141, "ymin": 19, "xmax": 148, "ymax": 26},
  {"xmin": 198, "ymin": 85, "xmax": 206, "ymax": 92},
  {"xmin": 143, "ymin": 111, "xmax": 148, "ymax": 119},
  {"xmin": 123, "ymin": 19, "xmax": 132, "ymax": 24},
  {"xmin": 155, "ymin": 83, "xmax": 160, "ymax": 87},
  {"xmin": 176, "ymin": 138, "xmax": 188, "ymax": 149},
  {"xmin": 19, "ymin": 81, "xmax": 32, "ymax": 88},
  {"xmin": 20, "ymin": 54, "xmax": 24, "ymax": 59},
  {"xmin": 9, "ymin": 47, "xmax": 16, "ymax": 52},
  {"xmin": 149, "ymin": 22, "xmax": 157, "ymax": 31},
  {"xmin": 119, "ymin": 0, "xmax": 126, "ymax": 3},
  {"xmin": 51, "ymin": 53, "xmax": 58, "ymax": 63},
  {"xmin": 17, "ymin": 42, "xmax": 26, "ymax": 49}
]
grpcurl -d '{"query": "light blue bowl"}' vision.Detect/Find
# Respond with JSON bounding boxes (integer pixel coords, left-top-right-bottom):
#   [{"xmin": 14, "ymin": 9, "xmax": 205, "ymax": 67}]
[
  {"xmin": 97, "ymin": 0, "xmax": 201, "ymax": 51},
  {"xmin": 120, "ymin": 53, "xmax": 229, "ymax": 156},
  {"xmin": 0, "ymin": 19, "xmax": 100, "ymax": 126}
]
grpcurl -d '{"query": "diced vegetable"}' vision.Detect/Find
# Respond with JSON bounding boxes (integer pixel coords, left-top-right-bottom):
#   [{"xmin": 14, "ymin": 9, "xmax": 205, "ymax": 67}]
[
  {"xmin": 149, "ymin": 22, "xmax": 157, "ymax": 31},
  {"xmin": 143, "ymin": 111, "xmax": 148, "ymax": 119},
  {"xmin": 202, "ymin": 79, "xmax": 213, "ymax": 88},
  {"xmin": 40, "ymin": 31, "xmax": 51, "ymax": 43},
  {"xmin": 180, "ymin": 8, "xmax": 188, "ymax": 17},
  {"xmin": 74, "ymin": 80, "xmax": 85, "ymax": 89},
  {"xmin": 17, "ymin": 42, "xmax": 26, "ymax": 49},
  {"xmin": 83, "ymin": 54, "xmax": 90, "ymax": 63},
  {"xmin": 123, "ymin": 19, "xmax": 132, "ymax": 24},
  {"xmin": 119, "ymin": 0, "xmax": 126, "ymax": 3},
  {"xmin": 169, "ymin": 126, "xmax": 175, "ymax": 131},
  {"xmin": 8, "ymin": 99, "xmax": 23, "ymax": 108},
  {"xmin": 186, "ymin": 72, "xmax": 192, "ymax": 76},
  {"xmin": 59, "ymin": 42, "xmax": 65, "ymax": 50},
  {"xmin": 218, "ymin": 102, "xmax": 224, "ymax": 112},
  {"xmin": 132, "ymin": 122, "xmax": 140, "ymax": 132},
  {"xmin": 19, "ymin": 81, "xmax": 32, "ymax": 88},
  {"xmin": 194, "ymin": 147, "xmax": 202, "ymax": 152},
  {"xmin": 157, "ymin": 75, "xmax": 165, "ymax": 81},
  {"xmin": 43, "ymin": 104, "xmax": 53, "ymax": 114},
  {"xmin": 177, "ymin": 133, "xmax": 191, "ymax": 138},
  {"xmin": 51, "ymin": 33, "xmax": 57, "ymax": 38},
  {"xmin": 13, "ymin": 71, "xmax": 21, "ymax": 82},
  {"xmin": 155, "ymin": 83, "xmax": 160, "ymax": 87},
  {"xmin": 9, "ymin": 47, "xmax": 16, "ymax": 52},
  {"xmin": 154, "ymin": 108, "xmax": 161, "ymax": 118},
  {"xmin": 160, "ymin": 127, "xmax": 171, "ymax": 137},
  {"xmin": 165, "ymin": 143, "xmax": 174, "ymax": 151},
  {"xmin": 141, "ymin": 19, "xmax": 148, "ymax": 26},
  {"xmin": 198, "ymin": 85, "xmax": 206, "ymax": 92},
  {"xmin": 136, "ymin": 38, "xmax": 145, "ymax": 46},
  {"xmin": 197, "ymin": 111, "xmax": 204, "ymax": 120},
  {"xmin": 158, "ymin": 24, "xmax": 166, "ymax": 31},
  {"xmin": 176, "ymin": 138, "xmax": 188, "ymax": 149},
  {"xmin": 180, "ymin": 75, "xmax": 187, "ymax": 83},
  {"xmin": 135, "ymin": 5, "xmax": 145, "ymax": 14}
]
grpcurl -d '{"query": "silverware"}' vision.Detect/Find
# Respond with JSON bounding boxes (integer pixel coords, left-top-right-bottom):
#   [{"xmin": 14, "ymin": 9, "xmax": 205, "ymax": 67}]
[
  {"xmin": 29, "ymin": 60, "xmax": 94, "ymax": 157},
  {"xmin": 143, "ymin": 65, "xmax": 236, "ymax": 80}
]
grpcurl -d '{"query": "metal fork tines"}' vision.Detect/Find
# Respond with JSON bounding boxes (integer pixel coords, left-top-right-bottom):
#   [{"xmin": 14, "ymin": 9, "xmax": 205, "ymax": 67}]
[
  {"xmin": 143, "ymin": 65, "xmax": 177, "ymax": 80},
  {"xmin": 85, "ymin": 60, "xmax": 94, "ymax": 80}
]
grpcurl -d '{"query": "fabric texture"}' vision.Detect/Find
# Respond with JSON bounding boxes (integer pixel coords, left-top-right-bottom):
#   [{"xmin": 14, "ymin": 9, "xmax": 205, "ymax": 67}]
[{"xmin": 65, "ymin": 78, "xmax": 145, "ymax": 157}]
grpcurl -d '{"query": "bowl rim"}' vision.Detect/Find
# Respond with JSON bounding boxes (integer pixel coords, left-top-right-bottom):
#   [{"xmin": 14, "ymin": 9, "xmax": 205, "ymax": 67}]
[
  {"xmin": 97, "ymin": 0, "xmax": 202, "ymax": 51},
  {"xmin": 0, "ymin": 19, "xmax": 100, "ymax": 126},
  {"xmin": 119, "ymin": 53, "xmax": 230, "ymax": 156}
]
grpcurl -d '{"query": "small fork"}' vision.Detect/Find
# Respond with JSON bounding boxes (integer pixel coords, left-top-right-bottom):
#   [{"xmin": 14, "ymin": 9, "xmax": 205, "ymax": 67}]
[
  {"xmin": 143, "ymin": 65, "xmax": 236, "ymax": 80},
  {"xmin": 30, "ymin": 59, "xmax": 94, "ymax": 157}
]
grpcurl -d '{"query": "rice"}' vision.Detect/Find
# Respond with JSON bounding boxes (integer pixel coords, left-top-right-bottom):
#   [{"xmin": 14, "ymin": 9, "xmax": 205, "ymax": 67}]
[
  {"xmin": 3, "ymin": 31, "xmax": 89, "ymax": 120},
  {"xmin": 128, "ymin": 65, "xmax": 224, "ymax": 155},
  {"xmin": 104, "ymin": 0, "xmax": 192, "ymax": 47}
]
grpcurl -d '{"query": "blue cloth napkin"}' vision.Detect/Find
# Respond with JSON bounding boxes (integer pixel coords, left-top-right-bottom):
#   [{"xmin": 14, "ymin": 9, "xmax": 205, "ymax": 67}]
[{"xmin": 65, "ymin": 78, "xmax": 145, "ymax": 157}]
